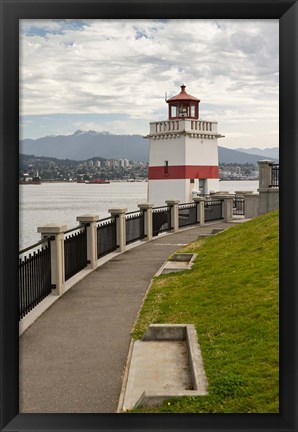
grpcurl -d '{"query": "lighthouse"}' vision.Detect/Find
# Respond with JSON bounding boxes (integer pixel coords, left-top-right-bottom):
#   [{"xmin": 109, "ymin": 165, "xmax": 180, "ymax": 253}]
[{"xmin": 146, "ymin": 84, "xmax": 224, "ymax": 206}]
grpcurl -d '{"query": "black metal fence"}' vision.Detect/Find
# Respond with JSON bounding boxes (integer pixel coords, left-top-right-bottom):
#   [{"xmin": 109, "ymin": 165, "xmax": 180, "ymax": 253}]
[
  {"xmin": 270, "ymin": 164, "xmax": 279, "ymax": 187},
  {"xmin": 64, "ymin": 227, "xmax": 88, "ymax": 281},
  {"xmin": 178, "ymin": 203, "xmax": 198, "ymax": 227},
  {"xmin": 204, "ymin": 200, "xmax": 223, "ymax": 222},
  {"xmin": 152, "ymin": 206, "xmax": 171, "ymax": 236},
  {"xmin": 125, "ymin": 211, "xmax": 145, "ymax": 244},
  {"xmin": 19, "ymin": 238, "xmax": 52, "ymax": 319},
  {"xmin": 233, "ymin": 198, "xmax": 245, "ymax": 215},
  {"xmin": 19, "ymin": 196, "xmax": 234, "ymax": 319},
  {"xmin": 97, "ymin": 217, "xmax": 117, "ymax": 258}
]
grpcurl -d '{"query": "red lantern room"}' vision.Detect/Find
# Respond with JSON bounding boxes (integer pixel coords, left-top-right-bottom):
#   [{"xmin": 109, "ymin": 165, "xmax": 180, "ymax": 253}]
[{"xmin": 166, "ymin": 84, "xmax": 200, "ymax": 120}]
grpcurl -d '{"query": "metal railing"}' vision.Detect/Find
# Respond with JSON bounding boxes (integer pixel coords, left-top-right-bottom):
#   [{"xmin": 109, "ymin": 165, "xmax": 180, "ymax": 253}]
[
  {"xmin": 19, "ymin": 238, "xmax": 52, "ymax": 319},
  {"xmin": 233, "ymin": 198, "xmax": 245, "ymax": 215},
  {"xmin": 204, "ymin": 199, "xmax": 223, "ymax": 222},
  {"xmin": 97, "ymin": 217, "xmax": 117, "ymax": 258},
  {"xmin": 125, "ymin": 211, "xmax": 145, "ymax": 244},
  {"xmin": 152, "ymin": 206, "xmax": 171, "ymax": 236},
  {"xmin": 64, "ymin": 226, "xmax": 88, "ymax": 281},
  {"xmin": 19, "ymin": 197, "xmax": 233, "ymax": 319},
  {"xmin": 270, "ymin": 164, "xmax": 279, "ymax": 187},
  {"xmin": 178, "ymin": 203, "xmax": 198, "ymax": 227}
]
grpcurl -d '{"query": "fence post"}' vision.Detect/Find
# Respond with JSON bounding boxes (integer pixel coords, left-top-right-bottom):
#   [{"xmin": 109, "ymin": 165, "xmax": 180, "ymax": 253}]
[
  {"xmin": 165, "ymin": 200, "xmax": 180, "ymax": 232},
  {"xmin": 76, "ymin": 214, "xmax": 99, "ymax": 269},
  {"xmin": 193, "ymin": 197, "xmax": 205, "ymax": 226},
  {"xmin": 244, "ymin": 194, "xmax": 259, "ymax": 219},
  {"xmin": 221, "ymin": 196, "xmax": 234, "ymax": 222},
  {"xmin": 257, "ymin": 160, "xmax": 279, "ymax": 215},
  {"xmin": 138, "ymin": 203, "xmax": 153, "ymax": 241},
  {"xmin": 258, "ymin": 160, "xmax": 273, "ymax": 188},
  {"xmin": 108, "ymin": 208, "xmax": 127, "ymax": 253},
  {"xmin": 37, "ymin": 224, "xmax": 67, "ymax": 296}
]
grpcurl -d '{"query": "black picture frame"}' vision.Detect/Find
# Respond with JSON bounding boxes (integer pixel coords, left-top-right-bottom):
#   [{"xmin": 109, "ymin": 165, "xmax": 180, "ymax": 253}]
[{"xmin": 0, "ymin": 1, "xmax": 297, "ymax": 431}]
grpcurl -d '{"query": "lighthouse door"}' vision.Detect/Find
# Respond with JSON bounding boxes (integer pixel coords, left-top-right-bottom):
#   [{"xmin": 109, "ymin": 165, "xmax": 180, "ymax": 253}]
[{"xmin": 199, "ymin": 179, "xmax": 206, "ymax": 194}]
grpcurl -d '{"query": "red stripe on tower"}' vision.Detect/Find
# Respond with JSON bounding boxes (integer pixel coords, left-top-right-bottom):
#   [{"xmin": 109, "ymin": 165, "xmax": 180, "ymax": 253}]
[{"xmin": 148, "ymin": 165, "xmax": 219, "ymax": 180}]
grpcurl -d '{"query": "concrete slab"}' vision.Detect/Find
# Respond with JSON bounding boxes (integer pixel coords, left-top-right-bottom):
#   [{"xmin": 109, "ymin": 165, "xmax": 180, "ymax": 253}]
[
  {"xmin": 155, "ymin": 253, "xmax": 197, "ymax": 276},
  {"xmin": 122, "ymin": 340, "xmax": 192, "ymax": 410},
  {"xmin": 119, "ymin": 324, "xmax": 208, "ymax": 411}
]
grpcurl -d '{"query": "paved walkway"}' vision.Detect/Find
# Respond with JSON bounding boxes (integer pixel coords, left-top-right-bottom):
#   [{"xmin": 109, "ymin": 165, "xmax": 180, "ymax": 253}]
[{"xmin": 19, "ymin": 221, "xmax": 237, "ymax": 413}]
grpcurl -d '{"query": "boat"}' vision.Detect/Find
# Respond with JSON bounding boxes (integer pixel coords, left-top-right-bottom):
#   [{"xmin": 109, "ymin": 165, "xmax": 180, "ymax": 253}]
[
  {"xmin": 77, "ymin": 179, "xmax": 110, "ymax": 184},
  {"xmin": 19, "ymin": 172, "xmax": 41, "ymax": 185}
]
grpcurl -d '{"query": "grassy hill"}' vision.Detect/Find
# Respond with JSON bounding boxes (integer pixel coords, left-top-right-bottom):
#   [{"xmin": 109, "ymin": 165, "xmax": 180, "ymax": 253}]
[{"xmin": 131, "ymin": 209, "xmax": 279, "ymax": 413}]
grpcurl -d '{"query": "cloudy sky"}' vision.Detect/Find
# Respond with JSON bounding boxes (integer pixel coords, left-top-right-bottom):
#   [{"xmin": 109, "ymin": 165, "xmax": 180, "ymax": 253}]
[{"xmin": 20, "ymin": 19, "xmax": 279, "ymax": 149}]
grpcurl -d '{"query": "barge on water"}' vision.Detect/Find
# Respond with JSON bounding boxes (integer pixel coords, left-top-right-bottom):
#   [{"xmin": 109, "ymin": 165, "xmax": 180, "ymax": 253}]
[
  {"xmin": 77, "ymin": 179, "xmax": 110, "ymax": 184},
  {"xmin": 19, "ymin": 173, "xmax": 41, "ymax": 185}
]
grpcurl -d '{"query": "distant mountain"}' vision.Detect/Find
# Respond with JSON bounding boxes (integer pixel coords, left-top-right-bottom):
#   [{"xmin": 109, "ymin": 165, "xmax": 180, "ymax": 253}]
[
  {"xmin": 20, "ymin": 130, "xmax": 278, "ymax": 164},
  {"xmin": 218, "ymin": 147, "xmax": 277, "ymax": 164},
  {"xmin": 235, "ymin": 147, "xmax": 279, "ymax": 160},
  {"xmin": 20, "ymin": 130, "xmax": 149, "ymax": 162}
]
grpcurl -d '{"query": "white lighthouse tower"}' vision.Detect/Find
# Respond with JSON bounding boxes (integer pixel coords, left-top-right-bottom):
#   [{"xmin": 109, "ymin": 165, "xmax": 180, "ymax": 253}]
[{"xmin": 146, "ymin": 84, "xmax": 224, "ymax": 205}]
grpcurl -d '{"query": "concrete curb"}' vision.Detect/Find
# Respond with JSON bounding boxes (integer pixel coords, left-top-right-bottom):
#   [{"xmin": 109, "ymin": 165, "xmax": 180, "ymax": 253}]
[{"xmin": 116, "ymin": 339, "xmax": 135, "ymax": 413}]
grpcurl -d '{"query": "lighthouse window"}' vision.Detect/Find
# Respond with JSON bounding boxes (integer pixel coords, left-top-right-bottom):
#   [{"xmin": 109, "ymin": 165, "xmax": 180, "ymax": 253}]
[
  {"xmin": 190, "ymin": 105, "xmax": 196, "ymax": 117},
  {"xmin": 179, "ymin": 104, "xmax": 187, "ymax": 116},
  {"xmin": 164, "ymin": 161, "xmax": 169, "ymax": 174},
  {"xmin": 171, "ymin": 105, "xmax": 178, "ymax": 117}
]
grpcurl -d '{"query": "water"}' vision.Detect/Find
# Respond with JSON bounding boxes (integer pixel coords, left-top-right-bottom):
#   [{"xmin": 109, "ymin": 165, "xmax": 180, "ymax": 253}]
[{"xmin": 19, "ymin": 180, "xmax": 258, "ymax": 250}]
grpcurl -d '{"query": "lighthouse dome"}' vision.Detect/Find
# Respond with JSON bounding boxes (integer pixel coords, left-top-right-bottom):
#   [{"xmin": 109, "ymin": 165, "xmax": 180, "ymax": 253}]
[
  {"xmin": 166, "ymin": 84, "xmax": 200, "ymax": 119},
  {"xmin": 166, "ymin": 84, "xmax": 200, "ymax": 102}
]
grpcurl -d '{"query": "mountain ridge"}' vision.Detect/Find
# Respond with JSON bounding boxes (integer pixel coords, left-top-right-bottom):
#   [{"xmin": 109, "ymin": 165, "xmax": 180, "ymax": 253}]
[
  {"xmin": 235, "ymin": 147, "xmax": 279, "ymax": 159},
  {"xmin": 20, "ymin": 130, "xmax": 279, "ymax": 164}
]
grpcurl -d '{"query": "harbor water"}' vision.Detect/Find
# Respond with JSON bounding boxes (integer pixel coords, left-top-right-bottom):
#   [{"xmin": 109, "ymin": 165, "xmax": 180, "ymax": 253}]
[{"xmin": 19, "ymin": 180, "xmax": 258, "ymax": 250}]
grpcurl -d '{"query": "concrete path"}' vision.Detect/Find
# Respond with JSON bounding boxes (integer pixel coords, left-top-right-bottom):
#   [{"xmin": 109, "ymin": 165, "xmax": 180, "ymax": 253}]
[{"xmin": 19, "ymin": 222, "xmax": 235, "ymax": 413}]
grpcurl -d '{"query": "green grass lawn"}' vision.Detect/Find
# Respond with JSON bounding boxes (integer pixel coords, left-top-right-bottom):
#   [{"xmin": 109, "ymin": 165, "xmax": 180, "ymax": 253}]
[{"xmin": 131, "ymin": 209, "xmax": 279, "ymax": 413}]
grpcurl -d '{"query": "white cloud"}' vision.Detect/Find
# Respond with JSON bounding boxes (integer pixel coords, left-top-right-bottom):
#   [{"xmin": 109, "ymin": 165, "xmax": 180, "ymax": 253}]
[{"xmin": 19, "ymin": 19, "xmax": 279, "ymax": 149}]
